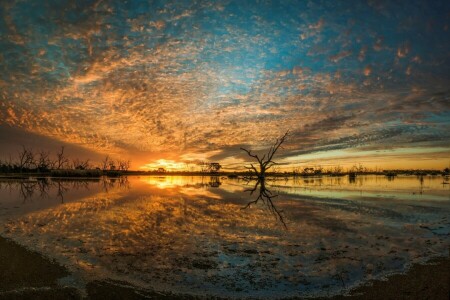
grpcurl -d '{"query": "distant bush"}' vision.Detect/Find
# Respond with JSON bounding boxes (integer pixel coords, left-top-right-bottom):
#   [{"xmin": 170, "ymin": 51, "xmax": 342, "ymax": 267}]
[{"xmin": 105, "ymin": 170, "xmax": 122, "ymax": 177}]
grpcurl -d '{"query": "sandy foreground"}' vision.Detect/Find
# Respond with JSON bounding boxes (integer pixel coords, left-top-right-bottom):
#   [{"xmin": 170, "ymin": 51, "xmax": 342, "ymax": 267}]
[{"xmin": 0, "ymin": 236, "xmax": 448, "ymax": 300}]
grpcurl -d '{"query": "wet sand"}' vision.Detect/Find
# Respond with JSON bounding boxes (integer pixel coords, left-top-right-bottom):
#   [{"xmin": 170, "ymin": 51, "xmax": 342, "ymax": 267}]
[
  {"xmin": 322, "ymin": 256, "xmax": 449, "ymax": 300},
  {"xmin": 0, "ymin": 236, "xmax": 448, "ymax": 299}
]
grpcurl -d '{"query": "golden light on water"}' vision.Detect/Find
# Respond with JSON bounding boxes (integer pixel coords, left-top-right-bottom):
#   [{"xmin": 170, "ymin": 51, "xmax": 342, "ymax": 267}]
[{"xmin": 0, "ymin": 175, "xmax": 449, "ymax": 297}]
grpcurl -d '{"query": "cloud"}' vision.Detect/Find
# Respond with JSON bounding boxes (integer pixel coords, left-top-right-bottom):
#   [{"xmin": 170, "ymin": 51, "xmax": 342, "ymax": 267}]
[
  {"xmin": 397, "ymin": 42, "xmax": 411, "ymax": 58},
  {"xmin": 329, "ymin": 50, "xmax": 352, "ymax": 63},
  {"xmin": 0, "ymin": 0, "xmax": 449, "ymax": 169},
  {"xmin": 0, "ymin": 124, "xmax": 104, "ymax": 162}
]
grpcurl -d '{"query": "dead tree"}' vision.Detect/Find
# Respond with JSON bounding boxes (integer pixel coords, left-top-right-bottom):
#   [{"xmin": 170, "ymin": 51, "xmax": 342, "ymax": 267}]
[
  {"xmin": 101, "ymin": 155, "xmax": 110, "ymax": 171},
  {"xmin": 56, "ymin": 146, "xmax": 69, "ymax": 169},
  {"xmin": 198, "ymin": 161, "xmax": 209, "ymax": 173},
  {"xmin": 241, "ymin": 131, "xmax": 289, "ymax": 178},
  {"xmin": 72, "ymin": 158, "xmax": 90, "ymax": 170},
  {"xmin": 117, "ymin": 159, "xmax": 131, "ymax": 171},
  {"xmin": 24, "ymin": 148, "xmax": 36, "ymax": 170},
  {"xmin": 17, "ymin": 146, "xmax": 29, "ymax": 171},
  {"xmin": 37, "ymin": 151, "xmax": 53, "ymax": 172}
]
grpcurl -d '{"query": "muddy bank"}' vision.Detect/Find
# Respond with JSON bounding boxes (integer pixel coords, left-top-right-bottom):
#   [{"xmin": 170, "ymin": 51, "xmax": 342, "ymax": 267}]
[
  {"xmin": 0, "ymin": 236, "xmax": 213, "ymax": 299},
  {"xmin": 0, "ymin": 236, "xmax": 79, "ymax": 299},
  {"xmin": 0, "ymin": 236, "xmax": 448, "ymax": 299},
  {"xmin": 314, "ymin": 256, "xmax": 449, "ymax": 300}
]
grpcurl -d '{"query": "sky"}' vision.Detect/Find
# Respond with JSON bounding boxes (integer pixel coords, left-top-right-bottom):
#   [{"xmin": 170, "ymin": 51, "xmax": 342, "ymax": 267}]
[{"xmin": 0, "ymin": 0, "xmax": 449, "ymax": 171}]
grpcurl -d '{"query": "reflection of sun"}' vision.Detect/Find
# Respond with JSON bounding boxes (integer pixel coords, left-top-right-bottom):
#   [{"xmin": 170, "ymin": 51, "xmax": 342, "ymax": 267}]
[
  {"xmin": 140, "ymin": 159, "xmax": 186, "ymax": 171},
  {"xmin": 140, "ymin": 176, "xmax": 191, "ymax": 189},
  {"xmin": 140, "ymin": 176, "xmax": 222, "ymax": 198},
  {"xmin": 142, "ymin": 177, "xmax": 179, "ymax": 189}
]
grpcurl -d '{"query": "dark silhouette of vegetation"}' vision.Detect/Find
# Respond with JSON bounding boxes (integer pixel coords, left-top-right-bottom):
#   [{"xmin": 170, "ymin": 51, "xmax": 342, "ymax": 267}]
[
  {"xmin": 0, "ymin": 146, "xmax": 130, "ymax": 177},
  {"xmin": 241, "ymin": 131, "xmax": 289, "ymax": 179},
  {"xmin": 56, "ymin": 146, "xmax": 69, "ymax": 169},
  {"xmin": 101, "ymin": 155, "xmax": 111, "ymax": 172},
  {"xmin": 198, "ymin": 161, "xmax": 222, "ymax": 173},
  {"xmin": 37, "ymin": 151, "xmax": 53, "ymax": 172},
  {"xmin": 0, "ymin": 143, "xmax": 447, "ymax": 178}
]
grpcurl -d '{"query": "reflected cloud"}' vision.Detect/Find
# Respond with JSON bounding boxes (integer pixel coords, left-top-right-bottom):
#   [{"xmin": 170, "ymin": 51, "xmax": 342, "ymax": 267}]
[{"xmin": 0, "ymin": 175, "xmax": 448, "ymax": 297}]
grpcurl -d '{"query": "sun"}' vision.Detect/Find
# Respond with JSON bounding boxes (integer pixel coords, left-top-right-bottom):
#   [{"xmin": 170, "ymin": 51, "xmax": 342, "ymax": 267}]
[{"xmin": 140, "ymin": 159, "xmax": 186, "ymax": 171}]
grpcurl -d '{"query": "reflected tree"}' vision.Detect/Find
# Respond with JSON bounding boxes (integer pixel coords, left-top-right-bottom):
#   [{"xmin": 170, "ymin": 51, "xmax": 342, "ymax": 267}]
[
  {"xmin": 242, "ymin": 179, "xmax": 287, "ymax": 229},
  {"xmin": 36, "ymin": 178, "xmax": 51, "ymax": 198},
  {"xmin": 0, "ymin": 177, "xmax": 131, "ymax": 204},
  {"xmin": 208, "ymin": 176, "xmax": 221, "ymax": 187},
  {"xmin": 55, "ymin": 181, "xmax": 69, "ymax": 203},
  {"xmin": 19, "ymin": 180, "xmax": 37, "ymax": 203}
]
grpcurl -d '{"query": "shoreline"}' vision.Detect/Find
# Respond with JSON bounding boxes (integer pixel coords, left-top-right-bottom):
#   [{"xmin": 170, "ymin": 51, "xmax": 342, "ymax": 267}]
[
  {"xmin": 0, "ymin": 171, "xmax": 448, "ymax": 178},
  {"xmin": 1, "ymin": 235, "xmax": 448, "ymax": 299}
]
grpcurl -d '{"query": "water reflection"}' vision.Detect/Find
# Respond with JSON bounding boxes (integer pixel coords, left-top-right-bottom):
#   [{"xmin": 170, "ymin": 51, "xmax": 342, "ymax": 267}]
[
  {"xmin": 0, "ymin": 175, "xmax": 449, "ymax": 298},
  {"xmin": 243, "ymin": 179, "xmax": 287, "ymax": 229},
  {"xmin": 0, "ymin": 177, "xmax": 130, "ymax": 204}
]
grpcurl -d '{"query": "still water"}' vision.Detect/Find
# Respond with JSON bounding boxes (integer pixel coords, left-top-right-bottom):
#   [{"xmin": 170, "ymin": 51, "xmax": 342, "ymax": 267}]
[{"xmin": 0, "ymin": 175, "xmax": 449, "ymax": 298}]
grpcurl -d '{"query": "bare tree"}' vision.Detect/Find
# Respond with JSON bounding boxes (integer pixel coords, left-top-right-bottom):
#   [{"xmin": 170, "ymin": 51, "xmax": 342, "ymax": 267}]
[
  {"xmin": 101, "ymin": 155, "xmax": 110, "ymax": 171},
  {"xmin": 117, "ymin": 159, "xmax": 131, "ymax": 171},
  {"xmin": 17, "ymin": 146, "xmax": 29, "ymax": 171},
  {"xmin": 7, "ymin": 154, "xmax": 14, "ymax": 170},
  {"xmin": 198, "ymin": 161, "xmax": 209, "ymax": 173},
  {"xmin": 23, "ymin": 147, "xmax": 36, "ymax": 170},
  {"xmin": 108, "ymin": 160, "xmax": 116, "ymax": 171},
  {"xmin": 241, "ymin": 131, "xmax": 289, "ymax": 179},
  {"xmin": 197, "ymin": 161, "xmax": 221, "ymax": 173},
  {"xmin": 56, "ymin": 146, "xmax": 69, "ymax": 169},
  {"xmin": 333, "ymin": 165, "xmax": 343, "ymax": 175},
  {"xmin": 37, "ymin": 151, "xmax": 52, "ymax": 171},
  {"xmin": 72, "ymin": 158, "xmax": 90, "ymax": 170}
]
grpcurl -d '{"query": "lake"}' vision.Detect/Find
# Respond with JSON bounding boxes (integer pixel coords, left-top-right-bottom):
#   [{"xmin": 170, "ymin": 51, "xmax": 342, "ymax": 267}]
[{"xmin": 0, "ymin": 175, "xmax": 449, "ymax": 298}]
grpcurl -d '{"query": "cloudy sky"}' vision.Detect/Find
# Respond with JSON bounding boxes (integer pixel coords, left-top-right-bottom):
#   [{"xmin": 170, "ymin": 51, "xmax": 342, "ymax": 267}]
[{"xmin": 0, "ymin": 0, "xmax": 449, "ymax": 170}]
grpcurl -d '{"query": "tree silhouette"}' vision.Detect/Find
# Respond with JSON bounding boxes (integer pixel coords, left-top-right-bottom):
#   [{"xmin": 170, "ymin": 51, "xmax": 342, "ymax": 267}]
[
  {"xmin": 241, "ymin": 131, "xmax": 289, "ymax": 179},
  {"xmin": 101, "ymin": 155, "xmax": 110, "ymax": 171},
  {"xmin": 37, "ymin": 151, "xmax": 53, "ymax": 172},
  {"xmin": 56, "ymin": 146, "xmax": 69, "ymax": 169}
]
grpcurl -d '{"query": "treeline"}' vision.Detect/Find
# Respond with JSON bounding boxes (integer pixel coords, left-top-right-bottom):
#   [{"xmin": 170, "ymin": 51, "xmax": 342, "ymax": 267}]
[
  {"xmin": 0, "ymin": 146, "xmax": 130, "ymax": 177},
  {"xmin": 290, "ymin": 164, "xmax": 448, "ymax": 177}
]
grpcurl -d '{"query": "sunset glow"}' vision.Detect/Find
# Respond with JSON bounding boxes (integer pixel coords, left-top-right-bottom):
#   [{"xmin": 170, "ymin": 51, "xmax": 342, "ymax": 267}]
[
  {"xmin": 1, "ymin": 2, "xmax": 449, "ymax": 298},
  {"xmin": 0, "ymin": 0, "xmax": 449, "ymax": 170},
  {"xmin": 140, "ymin": 159, "xmax": 187, "ymax": 172}
]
